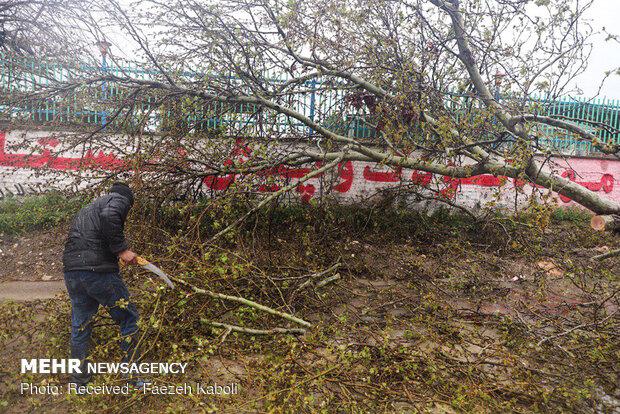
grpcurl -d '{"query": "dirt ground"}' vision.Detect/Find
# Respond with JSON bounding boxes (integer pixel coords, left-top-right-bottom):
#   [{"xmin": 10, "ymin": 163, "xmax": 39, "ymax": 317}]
[
  {"xmin": 0, "ymin": 229, "xmax": 65, "ymax": 282},
  {"xmin": 0, "ymin": 229, "xmax": 66, "ymax": 302},
  {"xmin": 0, "ymin": 216, "xmax": 618, "ymax": 412}
]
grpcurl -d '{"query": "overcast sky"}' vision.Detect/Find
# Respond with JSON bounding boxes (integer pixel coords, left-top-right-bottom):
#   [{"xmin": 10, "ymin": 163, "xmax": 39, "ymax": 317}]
[
  {"xmin": 570, "ymin": 0, "xmax": 620, "ymax": 99},
  {"xmin": 106, "ymin": 0, "xmax": 620, "ymax": 100}
]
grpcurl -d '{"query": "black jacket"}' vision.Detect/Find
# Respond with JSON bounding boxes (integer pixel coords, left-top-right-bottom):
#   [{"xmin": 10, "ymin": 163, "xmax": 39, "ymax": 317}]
[{"xmin": 63, "ymin": 193, "xmax": 131, "ymax": 273}]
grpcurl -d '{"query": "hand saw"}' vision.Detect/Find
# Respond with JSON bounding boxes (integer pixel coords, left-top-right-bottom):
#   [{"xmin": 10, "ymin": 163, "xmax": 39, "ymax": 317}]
[{"xmin": 120, "ymin": 256, "xmax": 175, "ymax": 289}]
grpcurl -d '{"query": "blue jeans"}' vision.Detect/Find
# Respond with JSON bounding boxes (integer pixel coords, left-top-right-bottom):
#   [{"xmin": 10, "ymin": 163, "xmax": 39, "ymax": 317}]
[{"xmin": 64, "ymin": 271, "xmax": 140, "ymax": 384}]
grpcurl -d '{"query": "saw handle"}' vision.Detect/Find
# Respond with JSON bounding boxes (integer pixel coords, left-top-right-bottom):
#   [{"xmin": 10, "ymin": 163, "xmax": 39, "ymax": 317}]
[{"xmin": 119, "ymin": 255, "xmax": 148, "ymax": 266}]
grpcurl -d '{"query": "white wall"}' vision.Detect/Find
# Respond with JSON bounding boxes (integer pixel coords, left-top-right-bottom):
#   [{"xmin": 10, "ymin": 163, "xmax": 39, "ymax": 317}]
[{"xmin": 1, "ymin": 129, "xmax": 618, "ymax": 213}]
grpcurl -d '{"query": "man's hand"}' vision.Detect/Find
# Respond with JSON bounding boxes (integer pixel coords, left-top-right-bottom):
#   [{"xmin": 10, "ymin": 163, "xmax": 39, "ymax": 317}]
[{"xmin": 119, "ymin": 250, "xmax": 138, "ymax": 265}]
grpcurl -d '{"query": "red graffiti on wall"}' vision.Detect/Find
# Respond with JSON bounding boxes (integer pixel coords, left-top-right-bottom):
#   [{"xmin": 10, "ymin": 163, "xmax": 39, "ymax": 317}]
[
  {"xmin": 2, "ymin": 132, "xmax": 616, "ymax": 204},
  {"xmin": 203, "ymin": 139, "xmax": 251, "ymax": 191},
  {"xmin": 512, "ymin": 170, "xmax": 614, "ymax": 203},
  {"xmin": 246, "ymin": 161, "xmax": 353, "ymax": 201},
  {"xmin": 558, "ymin": 170, "xmax": 614, "ymax": 203},
  {"xmin": 513, "ymin": 178, "xmax": 545, "ymax": 189},
  {"xmin": 411, "ymin": 170, "xmax": 433, "ymax": 186},
  {"xmin": 0, "ymin": 132, "xmax": 125, "ymax": 170},
  {"xmin": 332, "ymin": 161, "xmax": 354, "ymax": 193},
  {"xmin": 363, "ymin": 165, "xmax": 402, "ymax": 182},
  {"xmin": 37, "ymin": 138, "xmax": 59, "ymax": 148},
  {"xmin": 296, "ymin": 183, "xmax": 316, "ymax": 202},
  {"xmin": 461, "ymin": 175, "xmax": 505, "ymax": 187},
  {"xmin": 204, "ymin": 140, "xmax": 354, "ymax": 200},
  {"xmin": 204, "ymin": 173, "xmax": 235, "ymax": 190},
  {"xmin": 439, "ymin": 174, "xmax": 506, "ymax": 198}
]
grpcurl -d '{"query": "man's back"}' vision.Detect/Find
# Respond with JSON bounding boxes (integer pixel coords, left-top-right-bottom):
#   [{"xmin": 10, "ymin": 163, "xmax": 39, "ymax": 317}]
[{"xmin": 63, "ymin": 192, "xmax": 131, "ymax": 273}]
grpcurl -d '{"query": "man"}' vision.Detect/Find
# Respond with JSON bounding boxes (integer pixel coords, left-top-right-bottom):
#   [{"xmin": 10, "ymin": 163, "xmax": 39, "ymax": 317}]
[{"xmin": 62, "ymin": 182, "xmax": 140, "ymax": 385}]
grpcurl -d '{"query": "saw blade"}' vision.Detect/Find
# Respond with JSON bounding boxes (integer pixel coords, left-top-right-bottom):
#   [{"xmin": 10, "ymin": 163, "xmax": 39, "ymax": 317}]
[{"xmin": 142, "ymin": 263, "xmax": 175, "ymax": 289}]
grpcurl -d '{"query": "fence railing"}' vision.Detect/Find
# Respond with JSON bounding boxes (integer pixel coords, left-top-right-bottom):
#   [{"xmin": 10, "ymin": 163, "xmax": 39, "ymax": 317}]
[{"xmin": 0, "ymin": 55, "xmax": 618, "ymax": 156}]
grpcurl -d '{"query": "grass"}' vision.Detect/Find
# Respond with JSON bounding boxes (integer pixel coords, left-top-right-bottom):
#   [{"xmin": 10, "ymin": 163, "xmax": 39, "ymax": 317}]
[
  {"xmin": 0, "ymin": 192, "xmax": 86, "ymax": 235},
  {"xmin": 550, "ymin": 206, "xmax": 591, "ymax": 223}
]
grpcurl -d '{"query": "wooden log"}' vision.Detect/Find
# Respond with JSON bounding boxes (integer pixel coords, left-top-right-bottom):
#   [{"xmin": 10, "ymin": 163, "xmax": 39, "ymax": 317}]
[{"xmin": 590, "ymin": 214, "xmax": 620, "ymax": 232}]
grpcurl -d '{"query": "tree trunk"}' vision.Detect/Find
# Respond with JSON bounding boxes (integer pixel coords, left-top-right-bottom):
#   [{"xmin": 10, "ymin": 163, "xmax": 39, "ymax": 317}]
[{"xmin": 590, "ymin": 215, "xmax": 620, "ymax": 232}]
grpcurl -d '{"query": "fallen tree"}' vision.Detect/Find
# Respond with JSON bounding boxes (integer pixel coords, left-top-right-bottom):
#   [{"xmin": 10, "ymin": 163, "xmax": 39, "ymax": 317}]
[
  {"xmin": 1, "ymin": 0, "xmax": 618, "ymax": 338},
  {"xmin": 5, "ymin": 0, "xmax": 618, "ymax": 220}
]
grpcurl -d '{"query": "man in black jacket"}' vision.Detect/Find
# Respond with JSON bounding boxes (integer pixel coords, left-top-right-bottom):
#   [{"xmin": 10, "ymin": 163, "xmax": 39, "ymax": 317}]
[{"xmin": 63, "ymin": 182, "xmax": 140, "ymax": 385}]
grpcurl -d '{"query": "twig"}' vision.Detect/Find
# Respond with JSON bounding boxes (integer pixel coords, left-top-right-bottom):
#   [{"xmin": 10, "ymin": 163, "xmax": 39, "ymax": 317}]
[
  {"xmin": 361, "ymin": 295, "xmax": 416, "ymax": 315},
  {"xmin": 168, "ymin": 274, "xmax": 312, "ymax": 328},
  {"xmin": 311, "ymin": 262, "xmax": 342, "ymax": 279},
  {"xmin": 201, "ymin": 319, "xmax": 306, "ymax": 335},
  {"xmin": 536, "ymin": 309, "xmax": 619, "ymax": 347},
  {"xmin": 219, "ymin": 326, "xmax": 232, "ymax": 344},
  {"xmin": 591, "ymin": 249, "xmax": 620, "ymax": 261},
  {"xmin": 315, "ymin": 273, "xmax": 341, "ymax": 288},
  {"xmin": 296, "ymin": 263, "xmax": 341, "ymax": 290}
]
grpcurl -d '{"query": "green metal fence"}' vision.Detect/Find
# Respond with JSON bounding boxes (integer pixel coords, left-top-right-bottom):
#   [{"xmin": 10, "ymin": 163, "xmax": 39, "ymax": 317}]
[
  {"xmin": 0, "ymin": 54, "xmax": 618, "ymax": 155},
  {"xmin": 525, "ymin": 94, "xmax": 620, "ymax": 154}
]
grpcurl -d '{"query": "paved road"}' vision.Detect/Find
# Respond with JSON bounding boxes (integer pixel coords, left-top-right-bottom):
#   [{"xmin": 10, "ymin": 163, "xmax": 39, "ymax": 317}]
[{"xmin": 0, "ymin": 280, "xmax": 66, "ymax": 302}]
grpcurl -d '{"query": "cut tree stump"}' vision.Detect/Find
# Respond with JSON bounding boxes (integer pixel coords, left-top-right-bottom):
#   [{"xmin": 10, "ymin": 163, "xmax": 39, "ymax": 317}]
[{"xmin": 590, "ymin": 214, "xmax": 620, "ymax": 232}]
